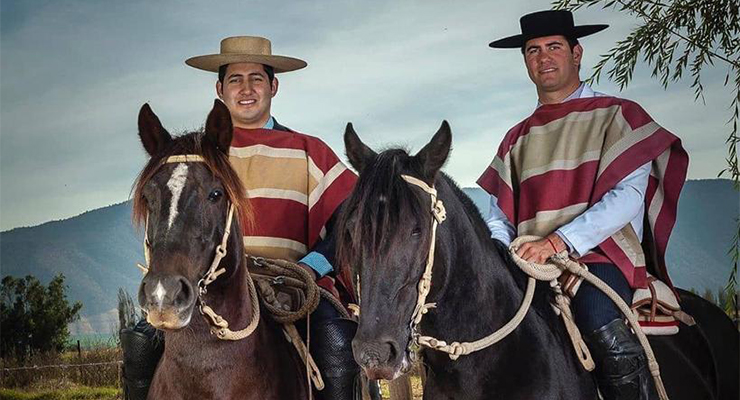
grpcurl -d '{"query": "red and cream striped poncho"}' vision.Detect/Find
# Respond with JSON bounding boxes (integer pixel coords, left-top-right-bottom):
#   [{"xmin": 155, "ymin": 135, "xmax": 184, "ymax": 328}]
[
  {"xmin": 229, "ymin": 125, "xmax": 356, "ymax": 272},
  {"xmin": 477, "ymin": 97, "xmax": 688, "ymax": 288}
]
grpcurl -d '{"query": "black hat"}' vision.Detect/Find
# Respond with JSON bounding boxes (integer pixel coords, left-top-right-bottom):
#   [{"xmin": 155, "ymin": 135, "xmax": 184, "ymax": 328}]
[{"xmin": 489, "ymin": 10, "xmax": 608, "ymax": 49}]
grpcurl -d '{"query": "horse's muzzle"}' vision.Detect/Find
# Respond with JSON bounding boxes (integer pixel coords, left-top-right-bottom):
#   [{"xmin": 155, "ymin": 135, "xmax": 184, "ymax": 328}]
[
  {"xmin": 352, "ymin": 335, "xmax": 404, "ymax": 380},
  {"xmin": 138, "ymin": 274, "xmax": 195, "ymax": 330}
]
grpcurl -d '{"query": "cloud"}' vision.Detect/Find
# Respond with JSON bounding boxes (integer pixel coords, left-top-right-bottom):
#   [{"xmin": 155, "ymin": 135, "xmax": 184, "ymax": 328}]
[{"xmin": 0, "ymin": 0, "xmax": 734, "ymax": 229}]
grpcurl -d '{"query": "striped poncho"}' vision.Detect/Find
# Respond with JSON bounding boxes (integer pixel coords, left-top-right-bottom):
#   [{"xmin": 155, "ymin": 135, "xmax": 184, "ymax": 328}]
[
  {"xmin": 477, "ymin": 97, "xmax": 688, "ymax": 288},
  {"xmin": 229, "ymin": 126, "xmax": 356, "ymax": 264}
]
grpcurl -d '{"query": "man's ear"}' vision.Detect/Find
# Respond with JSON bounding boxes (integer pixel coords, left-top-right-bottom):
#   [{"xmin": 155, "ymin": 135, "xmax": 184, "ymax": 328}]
[
  {"xmin": 271, "ymin": 77, "xmax": 279, "ymax": 98},
  {"xmin": 573, "ymin": 43, "xmax": 583, "ymax": 67},
  {"xmin": 216, "ymin": 80, "xmax": 224, "ymax": 100}
]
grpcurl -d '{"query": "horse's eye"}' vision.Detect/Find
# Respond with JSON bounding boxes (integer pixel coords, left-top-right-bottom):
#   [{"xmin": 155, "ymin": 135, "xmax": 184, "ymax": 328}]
[
  {"xmin": 411, "ymin": 227, "xmax": 422, "ymax": 237},
  {"xmin": 208, "ymin": 189, "xmax": 224, "ymax": 202}
]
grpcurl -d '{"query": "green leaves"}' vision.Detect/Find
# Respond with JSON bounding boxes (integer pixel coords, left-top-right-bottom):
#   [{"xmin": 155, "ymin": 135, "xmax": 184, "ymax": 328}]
[{"xmin": 0, "ymin": 274, "xmax": 82, "ymax": 359}]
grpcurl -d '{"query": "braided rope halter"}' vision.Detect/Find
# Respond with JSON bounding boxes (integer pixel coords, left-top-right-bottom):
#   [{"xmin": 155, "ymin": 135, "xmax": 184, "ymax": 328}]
[
  {"xmin": 137, "ymin": 154, "xmax": 260, "ymax": 341},
  {"xmin": 401, "ymin": 174, "xmax": 536, "ymax": 360}
]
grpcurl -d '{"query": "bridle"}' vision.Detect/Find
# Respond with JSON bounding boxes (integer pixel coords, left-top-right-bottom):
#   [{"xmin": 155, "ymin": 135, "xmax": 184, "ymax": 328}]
[
  {"xmin": 400, "ymin": 174, "xmax": 536, "ymax": 360},
  {"xmin": 137, "ymin": 154, "xmax": 260, "ymax": 341}
]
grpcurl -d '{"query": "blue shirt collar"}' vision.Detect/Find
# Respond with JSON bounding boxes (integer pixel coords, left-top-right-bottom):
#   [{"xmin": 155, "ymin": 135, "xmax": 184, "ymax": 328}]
[{"xmin": 263, "ymin": 116, "xmax": 275, "ymax": 129}]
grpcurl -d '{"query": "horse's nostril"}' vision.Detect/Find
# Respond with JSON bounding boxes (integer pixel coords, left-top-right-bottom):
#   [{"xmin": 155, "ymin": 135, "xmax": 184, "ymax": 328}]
[
  {"xmin": 386, "ymin": 338, "xmax": 400, "ymax": 362},
  {"xmin": 174, "ymin": 276, "xmax": 193, "ymax": 307}
]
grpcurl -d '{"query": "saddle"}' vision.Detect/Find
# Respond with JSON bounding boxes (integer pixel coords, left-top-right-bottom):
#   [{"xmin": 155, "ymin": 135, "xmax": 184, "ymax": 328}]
[
  {"xmin": 631, "ymin": 274, "xmax": 695, "ymax": 335},
  {"xmin": 560, "ymin": 268, "xmax": 694, "ymax": 335}
]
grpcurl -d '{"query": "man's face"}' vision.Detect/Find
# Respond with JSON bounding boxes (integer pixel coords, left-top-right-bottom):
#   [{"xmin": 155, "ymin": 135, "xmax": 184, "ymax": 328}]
[
  {"xmin": 216, "ymin": 62, "xmax": 278, "ymax": 129},
  {"xmin": 523, "ymin": 35, "xmax": 582, "ymax": 101}
]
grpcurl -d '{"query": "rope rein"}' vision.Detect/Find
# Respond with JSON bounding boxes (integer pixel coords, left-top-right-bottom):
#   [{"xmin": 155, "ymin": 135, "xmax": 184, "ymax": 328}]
[
  {"xmin": 400, "ymin": 175, "xmax": 668, "ymax": 400},
  {"xmin": 401, "ymin": 174, "xmax": 535, "ymax": 360},
  {"xmin": 511, "ymin": 236, "xmax": 669, "ymax": 400}
]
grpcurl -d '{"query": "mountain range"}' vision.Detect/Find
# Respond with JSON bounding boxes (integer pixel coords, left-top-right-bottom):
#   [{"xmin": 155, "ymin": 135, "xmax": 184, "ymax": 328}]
[{"xmin": 1, "ymin": 179, "xmax": 737, "ymax": 333}]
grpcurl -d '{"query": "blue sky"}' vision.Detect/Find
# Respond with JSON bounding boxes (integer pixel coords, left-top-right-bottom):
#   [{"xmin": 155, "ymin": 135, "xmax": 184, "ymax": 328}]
[{"xmin": 0, "ymin": 0, "xmax": 735, "ymax": 230}]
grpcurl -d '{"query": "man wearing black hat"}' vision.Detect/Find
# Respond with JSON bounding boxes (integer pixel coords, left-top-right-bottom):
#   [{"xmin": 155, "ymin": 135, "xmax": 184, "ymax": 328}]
[{"xmin": 477, "ymin": 10, "xmax": 689, "ymax": 400}]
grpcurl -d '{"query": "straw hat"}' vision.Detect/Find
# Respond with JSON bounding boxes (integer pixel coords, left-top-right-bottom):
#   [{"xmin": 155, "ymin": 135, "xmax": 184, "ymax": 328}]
[
  {"xmin": 185, "ymin": 36, "xmax": 307, "ymax": 73},
  {"xmin": 489, "ymin": 10, "xmax": 607, "ymax": 49}
]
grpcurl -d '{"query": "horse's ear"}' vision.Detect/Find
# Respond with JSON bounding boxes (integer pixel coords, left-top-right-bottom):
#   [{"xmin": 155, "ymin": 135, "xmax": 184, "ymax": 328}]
[
  {"xmin": 138, "ymin": 103, "xmax": 172, "ymax": 156},
  {"xmin": 415, "ymin": 120, "xmax": 452, "ymax": 181},
  {"xmin": 204, "ymin": 99, "xmax": 233, "ymax": 154},
  {"xmin": 344, "ymin": 122, "xmax": 377, "ymax": 173}
]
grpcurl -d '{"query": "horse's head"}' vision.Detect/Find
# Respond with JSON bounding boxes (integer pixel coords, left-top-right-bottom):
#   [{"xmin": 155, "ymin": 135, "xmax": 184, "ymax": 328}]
[
  {"xmin": 132, "ymin": 100, "xmax": 250, "ymax": 331},
  {"xmin": 337, "ymin": 121, "xmax": 451, "ymax": 380}
]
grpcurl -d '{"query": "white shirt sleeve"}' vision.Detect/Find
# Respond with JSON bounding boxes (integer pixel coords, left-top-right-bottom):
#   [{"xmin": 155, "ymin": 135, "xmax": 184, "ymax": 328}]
[
  {"xmin": 556, "ymin": 162, "xmax": 651, "ymax": 256},
  {"xmin": 485, "ymin": 195, "xmax": 517, "ymax": 246}
]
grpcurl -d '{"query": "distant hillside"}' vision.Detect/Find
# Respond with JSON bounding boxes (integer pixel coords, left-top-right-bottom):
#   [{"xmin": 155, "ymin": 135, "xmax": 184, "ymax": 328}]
[
  {"xmin": 464, "ymin": 179, "xmax": 738, "ymax": 294},
  {"xmin": 0, "ymin": 179, "xmax": 737, "ymax": 333},
  {"xmin": 0, "ymin": 202, "xmax": 143, "ymax": 333}
]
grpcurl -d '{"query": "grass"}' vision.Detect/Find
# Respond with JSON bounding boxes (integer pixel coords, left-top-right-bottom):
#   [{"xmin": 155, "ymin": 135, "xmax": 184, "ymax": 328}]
[
  {"xmin": 0, "ymin": 386, "xmax": 120, "ymax": 400},
  {"xmin": 379, "ymin": 375, "xmax": 424, "ymax": 399}
]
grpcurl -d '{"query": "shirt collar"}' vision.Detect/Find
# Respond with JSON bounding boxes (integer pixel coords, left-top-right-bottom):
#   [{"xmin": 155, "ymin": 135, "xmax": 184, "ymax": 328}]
[
  {"xmin": 536, "ymin": 82, "xmax": 585, "ymax": 108},
  {"xmin": 263, "ymin": 116, "xmax": 275, "ymax": 129}
]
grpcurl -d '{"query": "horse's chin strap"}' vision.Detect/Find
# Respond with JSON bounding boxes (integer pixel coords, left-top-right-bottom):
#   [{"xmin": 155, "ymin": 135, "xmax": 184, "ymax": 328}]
[
  {"xmin": 136, "ymin": 154, "xmax": 260, "ymax": 341},
  {"xmin": 401, "ymin": 174, "xmax": 537, "ymax": 361}
]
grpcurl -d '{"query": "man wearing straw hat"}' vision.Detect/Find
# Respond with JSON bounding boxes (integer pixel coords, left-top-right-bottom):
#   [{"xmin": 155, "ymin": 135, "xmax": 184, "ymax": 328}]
[
  {"xmin": 477, "ymin": 10, "xmax": 688, "ymax": 400},
  {"xmin": 121, "ymin": 36, "xmax": 361, "ymax": 400}
]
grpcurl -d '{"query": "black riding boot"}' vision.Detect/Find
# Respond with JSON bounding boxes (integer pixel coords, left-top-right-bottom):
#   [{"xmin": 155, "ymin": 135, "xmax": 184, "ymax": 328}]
[
  {"xmin": 585, "ymin": 319, "xmax": 658, "ymax": 400},
  {"xmin": 310, "ymin": 318, "xmax": 361, "ymax": 400},
  {"xmin": 120, "ymin": 319, "xmax": 164, "ymax": 400}
]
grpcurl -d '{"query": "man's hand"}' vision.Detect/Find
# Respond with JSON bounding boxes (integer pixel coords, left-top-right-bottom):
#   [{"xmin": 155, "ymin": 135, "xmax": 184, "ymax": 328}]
[
  {"xmin": 515, "ymin": 233, "xmax": 566, "ymax": 264},
  {"xmin": 297, "ymin": 262, "xmax": 318, "ymax": 281}
]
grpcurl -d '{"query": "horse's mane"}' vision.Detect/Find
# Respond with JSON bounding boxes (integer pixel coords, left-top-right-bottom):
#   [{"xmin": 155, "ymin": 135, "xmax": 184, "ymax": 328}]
[{"xmin": 131, "ymin": 129, "xmax": 252, "ymax": 229}]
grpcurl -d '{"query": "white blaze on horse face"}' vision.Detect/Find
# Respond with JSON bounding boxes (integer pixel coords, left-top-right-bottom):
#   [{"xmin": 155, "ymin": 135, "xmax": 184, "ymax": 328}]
[
  {"xmin": 153, "ymin": 280, "xmax": 166, "ymax": 306},
  {"xmin": 166, "ymin": 164, "xmax": 189, "ymax": 231}
]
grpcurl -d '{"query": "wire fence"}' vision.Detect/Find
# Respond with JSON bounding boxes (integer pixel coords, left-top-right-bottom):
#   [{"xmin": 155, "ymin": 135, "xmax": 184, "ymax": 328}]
[{"xmin": 0, "ymin": 350, "xmax": 122, "ymax": 389}]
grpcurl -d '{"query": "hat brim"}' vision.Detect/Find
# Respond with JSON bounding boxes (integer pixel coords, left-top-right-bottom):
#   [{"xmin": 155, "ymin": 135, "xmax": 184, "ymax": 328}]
[
  {"xmin": 185, "ymin": 54, "xmax": 307, "ymax": 73},
  {"xmin": 489, "ymin": 24, "xmax": 608, "ymax": 49}
]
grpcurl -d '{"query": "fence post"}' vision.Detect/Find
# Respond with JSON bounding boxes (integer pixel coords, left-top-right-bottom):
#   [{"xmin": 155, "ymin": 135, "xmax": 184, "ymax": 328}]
[{"xmin": 77, "ymin": 340, "xmax": 81, "ymax": 358}]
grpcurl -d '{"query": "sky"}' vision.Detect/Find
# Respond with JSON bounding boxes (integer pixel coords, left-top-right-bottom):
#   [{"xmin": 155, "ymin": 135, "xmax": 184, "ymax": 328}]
[{"xmin": 1, "ymin": 0, "xmax": 736, "ymax": 230}]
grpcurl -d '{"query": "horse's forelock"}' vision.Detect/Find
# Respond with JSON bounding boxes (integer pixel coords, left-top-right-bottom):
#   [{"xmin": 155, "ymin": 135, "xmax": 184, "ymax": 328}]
[
  {"xmin": 131, "ymin": 131, "xmax": 252, "ymax": 231},
  {"xmin": 337, "ymin": 148, "xmax": 430, "ymax": 271}
]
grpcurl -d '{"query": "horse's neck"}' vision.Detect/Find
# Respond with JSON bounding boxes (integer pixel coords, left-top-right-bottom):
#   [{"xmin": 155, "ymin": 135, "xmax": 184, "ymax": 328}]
[{"xmin": 424, "ymin": 185, "xmax": 526, "ymax": 342}]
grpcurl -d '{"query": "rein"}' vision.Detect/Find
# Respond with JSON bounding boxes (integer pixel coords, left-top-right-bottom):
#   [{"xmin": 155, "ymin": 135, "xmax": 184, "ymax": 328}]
[
  {"xmin": 137, "ymin": 154, "xmax": 260, "ymax": 341},
  {"xmin": 400, "ymin": 174, "xmax": 536, "ymax": 360},
  {"xmin": 401, "ymin": 174, "xmax": 669, "ymax": 399}
]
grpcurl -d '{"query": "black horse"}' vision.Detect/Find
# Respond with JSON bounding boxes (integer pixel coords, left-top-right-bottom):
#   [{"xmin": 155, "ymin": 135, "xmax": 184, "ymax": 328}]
[{"xmin": 337, "ymin": 121, "xmax": 739, "ymax": 399}]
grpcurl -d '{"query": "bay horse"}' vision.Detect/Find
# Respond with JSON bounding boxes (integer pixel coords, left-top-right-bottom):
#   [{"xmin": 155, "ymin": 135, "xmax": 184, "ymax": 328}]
[
  {"xmin": 338, "ymin": 122, "xmax": 739, "ymax": 399},
  {"xmin": 133, "ymin": 100, "xmax": 307, "ymax": 399}
]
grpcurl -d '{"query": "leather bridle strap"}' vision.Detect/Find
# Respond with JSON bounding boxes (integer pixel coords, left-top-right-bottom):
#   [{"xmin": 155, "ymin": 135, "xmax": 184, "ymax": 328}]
[{"xmin": 136, "ymin": 154, "xmax": 260, "ymax": 341}]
